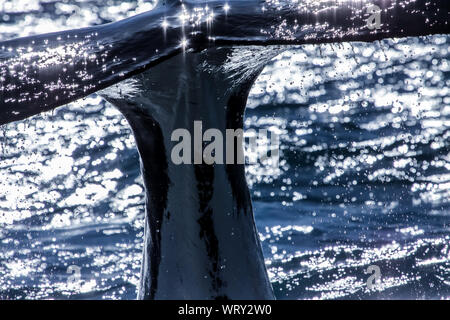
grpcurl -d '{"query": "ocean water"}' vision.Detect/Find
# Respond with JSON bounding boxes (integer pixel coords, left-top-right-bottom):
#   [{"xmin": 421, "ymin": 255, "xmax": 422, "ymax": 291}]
[{"xmin": 0, "ymin": 0, "xmax": 449, "ymax": 300}]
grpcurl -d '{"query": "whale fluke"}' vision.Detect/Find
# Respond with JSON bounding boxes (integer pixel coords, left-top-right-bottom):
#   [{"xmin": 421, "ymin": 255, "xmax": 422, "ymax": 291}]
[
  {"xmin": 0, "ymin": 0, "xmax": 449, "ymax": 299},
  {"xmin": 1, "ymin": 0, "xmax": 448, "ymax": 125},
  {"xmin": 102, "ymin": 46, "xmax": 282, "ymax": 299}
]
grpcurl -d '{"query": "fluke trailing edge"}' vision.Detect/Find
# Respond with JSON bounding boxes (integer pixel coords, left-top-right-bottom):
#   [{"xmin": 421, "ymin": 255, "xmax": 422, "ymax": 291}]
[
  {"xmin": 0, "ymin": 0, "xmax": 449, "ymax": 300},
  {"xmin": 0, "ymin": 0, "xmax": 449, "ymax": 125}
]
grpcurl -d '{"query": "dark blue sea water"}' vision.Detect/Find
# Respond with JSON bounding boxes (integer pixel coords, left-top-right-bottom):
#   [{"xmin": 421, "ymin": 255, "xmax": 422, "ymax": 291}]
[{"xmin": 0, "ymin": 1, "xmax": 449, "ymax": 299}]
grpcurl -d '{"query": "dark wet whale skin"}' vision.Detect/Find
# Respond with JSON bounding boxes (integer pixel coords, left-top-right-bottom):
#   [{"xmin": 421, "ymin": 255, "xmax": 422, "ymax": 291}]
[
  {"xmin": 103, "ymin": 47, "xmax": 280, "ymax": 299},
  {"xmin": 0, "ymin": 0, "xmax": 449, "ymax": 299},
  {"xmin": 0, "ymin": 0, "xmax": 449, "ymax": 125}
]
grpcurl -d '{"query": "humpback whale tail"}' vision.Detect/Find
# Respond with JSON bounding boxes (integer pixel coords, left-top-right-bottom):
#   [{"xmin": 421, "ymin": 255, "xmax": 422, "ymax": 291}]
[{"xmin": 0, "ymin": 0, "xmax": 449, "ymax": 299}]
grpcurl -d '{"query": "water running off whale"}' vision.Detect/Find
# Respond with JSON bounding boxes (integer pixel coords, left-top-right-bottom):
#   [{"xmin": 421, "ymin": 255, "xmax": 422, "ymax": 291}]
[{"xmin": 0, "ymin": 0, "xmax": 449, "ymax": 299}]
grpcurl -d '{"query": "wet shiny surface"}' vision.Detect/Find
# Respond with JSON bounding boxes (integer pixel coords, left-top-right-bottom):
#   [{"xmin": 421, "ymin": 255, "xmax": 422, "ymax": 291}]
[
  {"xmin": 0, "ymin": 1, "xmax": 449, "ymax": 299},
  {"xmin": 1, "ymin": 0, "xmax": 449, "ymax": 125},
  {"xmin": 247, "ymin": 38, "xmax": 450, "ymax": 299}
]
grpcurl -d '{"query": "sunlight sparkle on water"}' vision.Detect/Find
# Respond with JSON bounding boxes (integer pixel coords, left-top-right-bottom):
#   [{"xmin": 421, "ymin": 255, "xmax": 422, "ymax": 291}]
[{"xmin": 0, "ymin": 0, "xmax": 449, "ymax": 300}]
